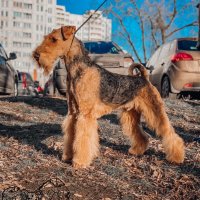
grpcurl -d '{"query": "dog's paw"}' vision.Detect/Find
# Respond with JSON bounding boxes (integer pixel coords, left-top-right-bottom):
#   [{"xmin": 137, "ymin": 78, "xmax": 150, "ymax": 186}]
[
  {"xmin": 128, "ymin": 147, "xmax": 146, "ymax": 156},
  {"xmin": 72, "ymin": 162, "xmax": 88, "ymax": 169},
  {"xmin": 166, "ymin": 153, "xmax": 184, "ymax": 164},
  {"xmin": 163, "ymin": 134, "xmax": 185, "ymax": 164},
  {"xmin": 62, "ymin": 154, "xmax": 72, "ymax": 162}
]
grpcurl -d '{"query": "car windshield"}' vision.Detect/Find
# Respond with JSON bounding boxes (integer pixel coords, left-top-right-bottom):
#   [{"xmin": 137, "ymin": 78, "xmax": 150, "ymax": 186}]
[
  {"xmin": 178, "ymin": 40, "xmax": 199, "ymax": 51},
  {"xmin": 84, "ymin": 41, "xmax": 123, "ymax": 54}
]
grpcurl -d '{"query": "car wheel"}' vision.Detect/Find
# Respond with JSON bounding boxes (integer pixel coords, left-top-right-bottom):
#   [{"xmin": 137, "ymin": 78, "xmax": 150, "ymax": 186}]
[
  {"xmin": 48, "ymin": 84, "xmax": 55, "ymax": 96},
  {"xmin": 161, "ymin": 76, "xmax": 170, "ymax": 98}
]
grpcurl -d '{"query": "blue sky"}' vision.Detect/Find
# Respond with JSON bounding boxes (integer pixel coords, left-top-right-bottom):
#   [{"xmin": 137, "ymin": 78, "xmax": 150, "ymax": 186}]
[
  {"xmin": 57, "ymin": 0, "xmax": 103, "ymax": 14},
  {"xmin": 57, "ymin": 0, "xmax": 199, "ymax": 62}
]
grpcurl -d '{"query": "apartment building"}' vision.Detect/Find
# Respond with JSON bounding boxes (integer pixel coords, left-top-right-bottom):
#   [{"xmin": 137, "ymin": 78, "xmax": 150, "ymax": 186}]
[
  {"xmin": 0, "ymin": 0, "xmax": 112, "ymax": 85},
  {"xmin": 55, "ymin": 6, "xmax": 112, "ymax": 41},
  {"xmin": 82, "ymin": 10, "xmax": 111, "ymax": 41},
  {"xmin": 0, "ymin": 0, "xmax": 56, "ymax": 85}
]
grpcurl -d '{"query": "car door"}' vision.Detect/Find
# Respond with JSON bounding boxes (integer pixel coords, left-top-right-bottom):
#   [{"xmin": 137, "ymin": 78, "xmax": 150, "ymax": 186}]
[
  {"xmin": 0, "ymin": 45, "xmax": 16, "ymax": 93},
  {"xmin": 146, "ymin": 47, "xmax": 161, "ymax": 87},
  {"xmin": 0, "ymin": 46, "xmax": 9, "ymax": 92},
  {"xmin": 153, "ymin": 43, "xmax": 171, "ymax": 92}
]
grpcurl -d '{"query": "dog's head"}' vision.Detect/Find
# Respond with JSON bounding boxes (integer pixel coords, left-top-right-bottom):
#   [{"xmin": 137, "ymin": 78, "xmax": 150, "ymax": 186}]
[{"xmin": 33, "ymin": 26, "xmax": 76, "ymax": 74}]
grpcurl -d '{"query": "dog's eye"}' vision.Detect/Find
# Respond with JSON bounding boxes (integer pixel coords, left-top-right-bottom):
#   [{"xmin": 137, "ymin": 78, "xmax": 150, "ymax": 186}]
[{"xmin": 50, "ymin": 37, "xmax": 57, "ymax": 43}]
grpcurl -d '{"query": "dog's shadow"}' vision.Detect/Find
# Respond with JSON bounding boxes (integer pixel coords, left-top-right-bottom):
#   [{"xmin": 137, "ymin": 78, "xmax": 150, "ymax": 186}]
[
  {"xmin": 100, "ymin": 138, "xmax": 129, "ymax": 153},
  {"xmin": 100, "ymin": 114, "xmax": 119, "ymax": 125},
  {"xmin": 0, "ymin": 122, "xmax": 62, "ymax": 159},
  {"xmin": 0, "ymin": 96, "xmax": 67, "ymax": 116}
]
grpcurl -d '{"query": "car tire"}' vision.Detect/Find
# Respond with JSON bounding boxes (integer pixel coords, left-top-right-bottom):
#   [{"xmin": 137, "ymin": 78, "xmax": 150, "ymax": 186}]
[
  {"xmin": 161, "ymin": 76, "xmax": 170, "ymax": 98},
  {"xmin": 48, "ymin": 84, "xmax": 60, "ymax": 97},
  {"xmin": 54, "ymin": 87, "xmax": 61, "ymax": 97},
  {"xmin": 48, "ymin": 84, "xmax": 54, "ymax": 96}
]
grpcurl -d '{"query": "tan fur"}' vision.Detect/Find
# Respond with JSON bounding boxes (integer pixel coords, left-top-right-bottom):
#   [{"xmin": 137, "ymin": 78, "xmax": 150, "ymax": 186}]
[
  {"xmin": 33, "ymin": 26, "xmax": 185, "ymax": 168},
  {"xmin": 120, "ymin": 109, "xmax": 149, "ymax": 155}
]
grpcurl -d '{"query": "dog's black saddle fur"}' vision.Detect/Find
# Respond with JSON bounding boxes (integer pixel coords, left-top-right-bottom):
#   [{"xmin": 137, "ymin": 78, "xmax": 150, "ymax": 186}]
[{"xmin": 97, "ymin": 66, "xmax": 147, "ymax": 105}]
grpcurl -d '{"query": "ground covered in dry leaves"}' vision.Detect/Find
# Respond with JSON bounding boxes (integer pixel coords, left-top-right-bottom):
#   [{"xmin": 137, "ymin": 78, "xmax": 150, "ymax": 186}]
[{"xmin": 0, "ymin": 96, "xmax": 199, "ymax": 199}]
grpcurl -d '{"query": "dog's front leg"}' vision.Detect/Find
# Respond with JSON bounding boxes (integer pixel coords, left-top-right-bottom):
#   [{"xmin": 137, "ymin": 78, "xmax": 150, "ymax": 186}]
[
  {"xmin": 62, "ymin": 114, "xmax": 76, "ymax": 162},
  {"xmin": 72, "ymin": 114, "xmax": 99, "ymax": 168},
  {"xmin": 62, "ymin": 89, "xmax": 78, "ymax": 162}
]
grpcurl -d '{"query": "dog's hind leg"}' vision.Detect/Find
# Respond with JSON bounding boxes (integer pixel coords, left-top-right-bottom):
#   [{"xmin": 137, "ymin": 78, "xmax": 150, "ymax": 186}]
[
  {"xmin": 72, "ymin": 114, "xmax": 99, "ymax": 168},
  {"xmin": 120, "ymin": 109, "xmax": 149, "ymax": 155},
  {"xmin": 134, "ymin": 84, "xmax": 185, "ymax": 164},
  {"xmin": 62, "ymin": 114, "xmax": 76, "ymax": 162}
]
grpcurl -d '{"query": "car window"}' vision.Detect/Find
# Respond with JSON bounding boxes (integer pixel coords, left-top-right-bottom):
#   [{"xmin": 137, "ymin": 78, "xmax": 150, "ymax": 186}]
[
  {"xmin": 178, "ymin": 40, "xmax": 199, "ymax": 51},
  {"xmin": 84, "ymin": 42, "xmax": 123, "ymax": 54}
]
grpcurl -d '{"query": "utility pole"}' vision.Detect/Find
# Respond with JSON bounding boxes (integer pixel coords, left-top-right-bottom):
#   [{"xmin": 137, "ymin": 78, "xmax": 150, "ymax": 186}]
[{"xmin": 196, "ymin": 3, "xmax": 200, "ymax": 49}]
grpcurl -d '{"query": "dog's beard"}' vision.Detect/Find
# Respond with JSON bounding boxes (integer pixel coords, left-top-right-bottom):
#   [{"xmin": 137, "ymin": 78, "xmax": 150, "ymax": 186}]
[
  {"xmin": 38, "ymin": 56, "xmax": 61, "ymax": 75},
  {"xmin": 35, "ymin": 55, "xmax": 53, "ymax": 74}
]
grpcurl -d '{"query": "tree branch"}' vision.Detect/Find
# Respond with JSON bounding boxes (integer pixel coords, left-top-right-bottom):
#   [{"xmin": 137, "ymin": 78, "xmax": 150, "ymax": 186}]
[
  {"xmin": 130, "ymin": 0, "xmax": 147, "ymax": 62},
  {"xmin": 148, "ymin": 16, "xmax": 160, "ymax": 49},
  {"xmin": 165, "ymin": 0, "xmax": 177, "ymax": 30},
  {"xmin": 166, "ymin": 21, "xmax": 197, "ymax": 39},
  {"xmin": 111, "ymin": 11, "xmax": 142, "ymax": 63}
]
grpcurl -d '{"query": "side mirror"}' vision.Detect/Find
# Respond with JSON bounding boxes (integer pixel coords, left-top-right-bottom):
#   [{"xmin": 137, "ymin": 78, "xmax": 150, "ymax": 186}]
[
  {"xmin": 146, "ymin": 65, "xmax": 154, "ymax": 73},
  {"xmin": 7, "ymin": 52, "xmax": 17, "ymax": 61}
]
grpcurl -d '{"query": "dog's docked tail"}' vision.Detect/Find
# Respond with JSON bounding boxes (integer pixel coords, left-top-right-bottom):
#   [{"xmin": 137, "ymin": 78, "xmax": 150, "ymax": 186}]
[{"xmin": 128, "ymin": 63, "xmax": 148, "ymax": 80}]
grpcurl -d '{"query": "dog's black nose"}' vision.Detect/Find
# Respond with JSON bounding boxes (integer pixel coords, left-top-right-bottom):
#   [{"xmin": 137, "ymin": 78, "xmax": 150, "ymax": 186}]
[{"xmin": 33, "ymin": 51, "xmax": 40, "ymax": 61}]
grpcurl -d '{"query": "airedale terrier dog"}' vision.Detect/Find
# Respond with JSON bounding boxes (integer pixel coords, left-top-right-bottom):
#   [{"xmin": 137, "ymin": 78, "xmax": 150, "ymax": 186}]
[{"xmin": 33, "ymin": 26, "xmax": 184, "ymax": 168}]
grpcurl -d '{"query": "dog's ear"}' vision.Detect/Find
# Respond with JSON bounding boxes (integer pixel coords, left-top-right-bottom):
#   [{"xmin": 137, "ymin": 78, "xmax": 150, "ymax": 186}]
[{"xmin": 61, "ymin": 26, "xmax": 76, "ymax": 40}]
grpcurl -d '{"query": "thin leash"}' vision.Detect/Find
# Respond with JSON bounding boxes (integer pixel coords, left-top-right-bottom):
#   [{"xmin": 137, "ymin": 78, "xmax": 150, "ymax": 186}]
[
  {"xmin": 61, "ymin": 0, "xmax": 109, "ymax": 110},
  {"xmin": 64, "ymin": 0, "xmax": 109, "ymax": 64},
  {"xmin": 61, "ymin": 0, "xmax": 108, "ymax": 84}
]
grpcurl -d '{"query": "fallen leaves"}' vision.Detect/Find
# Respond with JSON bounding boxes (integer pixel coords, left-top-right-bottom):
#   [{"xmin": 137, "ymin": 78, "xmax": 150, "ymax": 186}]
[{"xmin": 0, "ymin": 96, "xmax": 199, "ymax": 199}]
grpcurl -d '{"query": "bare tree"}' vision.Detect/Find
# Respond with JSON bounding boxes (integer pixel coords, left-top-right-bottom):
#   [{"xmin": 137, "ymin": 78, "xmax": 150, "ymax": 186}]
[{"xmin": 107, "ymin": 0, "xmax": 198, "ymax": 63}]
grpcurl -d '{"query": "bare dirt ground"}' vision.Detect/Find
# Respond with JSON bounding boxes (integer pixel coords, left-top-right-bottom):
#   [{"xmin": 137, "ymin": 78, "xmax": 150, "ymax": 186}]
[{"xmin": 0, "ymin": 96, "xmax": 199, "ymax": 200}]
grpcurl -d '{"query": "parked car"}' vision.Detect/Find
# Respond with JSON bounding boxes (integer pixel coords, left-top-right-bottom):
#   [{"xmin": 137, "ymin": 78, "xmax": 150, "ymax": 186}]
[
  {"xmin": 84, "ymin": 41, "xmax": 134, "ymax": 70},
  {"xmin": 0, "ymin": 43, "xmax": 18, "ymax": 95},
  {"xmin": 46, "ymin": 41, "xmax": 134, "ymax": 96},
  {"xmin": 17, "ymin": 72, "xmax": 38, "ymax": 96},
  {"xmin": 146, "ymin": 38, "xmax": 200, "ymax": 98}
]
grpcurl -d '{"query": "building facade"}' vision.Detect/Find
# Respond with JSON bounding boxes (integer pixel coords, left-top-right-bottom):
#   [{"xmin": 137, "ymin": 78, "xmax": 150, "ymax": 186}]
[
  {"xmin": 82, "ymin": 10, "xmax": 111, "ymax": 41},
  {"xmin": 55, "ymin": 6, "xmax": 112, "ymax": 42},
  {"xmin": 0, "ymin": 0, "xmax": 56, "ymax": 85},
  {"xmin": 0, "ymin": 0, "xmax": 112, "ymax": 85}
]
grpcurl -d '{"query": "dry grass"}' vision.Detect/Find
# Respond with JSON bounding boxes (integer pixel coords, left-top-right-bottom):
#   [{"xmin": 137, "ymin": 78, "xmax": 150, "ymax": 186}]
[{"xmin": 0, "ymin": 96, "xmax": 199, "ymax": 199}]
